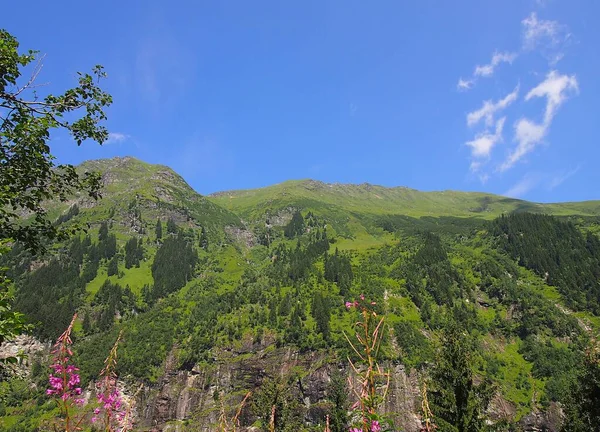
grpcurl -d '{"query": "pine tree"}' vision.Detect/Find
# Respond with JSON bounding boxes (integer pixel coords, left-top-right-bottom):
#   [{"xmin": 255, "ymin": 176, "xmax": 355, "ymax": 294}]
[
  {"xmin": 124, "ymin": 237, "xmax": 140, "ymax": 269},
  {"xmin": 430, "ymin": 320, "xmax": 494, "ymax": 432},
  {"xmin": 200, "ymin": 226, "xmax": 208, "ymax": 250},
  {"xmin": 311, "ymin": 291, "xmax": 331, "ymax": 340},
  {"xmin": 327, "ymin": 370, "xmax": 349, "ymax": 432},
  {"xmin": 104, "ymin": 233, "xmax": 117, "ymax": 259},
  {"xmin": 107, "ymin": 255, "xmax": 118, "ymax": 276},
  {"xmin": 166, "ymin": 217, "xmax": 178, "ymax": 234},
  {"xmin": 98, "ymin": 221, "xmax": 109, "ymax": 242},
  {"xmin": 284, "ymin": 211, "xmax": 305, "ymax": 239},
  {"xmin": 155, "ymin": 218, "xmax": 163, "ymax": 240}
]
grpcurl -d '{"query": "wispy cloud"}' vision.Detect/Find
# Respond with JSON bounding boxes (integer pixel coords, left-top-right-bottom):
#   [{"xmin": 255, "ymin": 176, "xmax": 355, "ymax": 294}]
[
  {"xmin": 548, "ymin": 165, "xmax": 581, "ymax": 190},
  {"xmin": 457, "ymin": 78, "xmax": 474, "ymax": 91},
  {"xmin": 522, "ymin": 12, "xmax": 571, "ymax": 64},
  {"xmin": 504, "ymin": 173, "xmax": 541, "ymax": 198},
  {"xmin": 467, "ymin": 85, "xmax": 519, "ymax": 127},
  {"xmin": 504, "ymin": 166, "xmax": 581, "ymax": 199},
  {"xmin": 500, "ymin": 71, "xmax": 578, "ymax": 171},
  {"xmin": 457, "ymin": 51, "xmax": 517, "ymax": 91},
  {"xmin": 466, "ymin": 117, "xmax": 506, "ymax": 161},
  {"xmin": 106, "ymin": 132, "xmax": 131, "ymax": 144},
  {"xmin": 474, "ymin": 52, "xmax": 518, "ymax": 78},
  {"xmin": 349, "ymin": 103, "xmax": 358, "ymax": 116}
]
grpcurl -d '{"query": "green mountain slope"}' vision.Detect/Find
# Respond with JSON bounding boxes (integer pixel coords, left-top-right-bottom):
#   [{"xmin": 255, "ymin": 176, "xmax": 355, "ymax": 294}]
[
  {"xmin": 48, "ymin": 156, "xmax": 243, "ymax": 234},
  {"xmin": 3, "ymin": 158, "xmax": 600, "ymax": 431},
  {"xmin": 209, "ymin": 179, "xmax": 600, "ymax": 219}
]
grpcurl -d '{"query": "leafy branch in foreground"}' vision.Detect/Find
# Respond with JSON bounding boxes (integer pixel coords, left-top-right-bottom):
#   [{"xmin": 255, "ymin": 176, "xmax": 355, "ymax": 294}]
[{"xmin": 0, "ymin": 28, "xmax": 112, "ymax": 253}]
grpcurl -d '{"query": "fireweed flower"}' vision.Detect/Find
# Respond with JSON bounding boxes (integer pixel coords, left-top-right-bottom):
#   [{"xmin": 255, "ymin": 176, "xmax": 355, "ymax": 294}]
[
  {"xmin": 46, "ymin": 314, "xmax": 86, "ymax": 432},
  {"xmin": 95, "ymin": 331, "xmax": 131, "ymax": 431},
  {"xmin": 370, "ymin": 420, "xmax": 381, "ymax": 432}
]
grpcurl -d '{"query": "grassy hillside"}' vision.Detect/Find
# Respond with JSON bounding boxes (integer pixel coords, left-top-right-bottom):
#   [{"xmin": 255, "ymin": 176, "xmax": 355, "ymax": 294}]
[
  {"xmin": 2, "ymin": 158, "xmax": 600, "ymax": 431},
  {"xmin": 47, "ymin": 156, "xmax": 243, "ymax": 234}
]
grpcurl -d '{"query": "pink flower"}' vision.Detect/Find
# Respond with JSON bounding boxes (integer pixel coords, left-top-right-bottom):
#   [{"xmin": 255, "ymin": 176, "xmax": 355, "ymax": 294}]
[
  {"xmin": 360, "ymin": 294, "xmax": 365, "ymax": 300},
  {"xmin": 345, "ymin": 301, "xmax": 354, "ymax": 309},
  {"xmin": 349, "ymin": 428, "xmax": 363, "ymax": 432},
  {"xmin": 370, "ymin": 420, "xmax": 381, "ymax": 432}
]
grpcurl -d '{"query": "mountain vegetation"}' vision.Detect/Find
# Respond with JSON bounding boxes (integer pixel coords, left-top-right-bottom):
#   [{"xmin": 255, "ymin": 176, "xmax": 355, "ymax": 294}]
[{"xmin": 0, "ymin": 156, "xmax": 599, "ymax": 431}]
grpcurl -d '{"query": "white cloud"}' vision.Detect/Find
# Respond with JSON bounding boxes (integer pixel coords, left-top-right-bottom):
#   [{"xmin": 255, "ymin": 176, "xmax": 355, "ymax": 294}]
[
  {"xmin": 466, "ymin": 117, "xmax": 505, "ymax": 162},
  {"xmin": 457, "ymin": 52, "xmax": 517, "ymax": 91},
  {"xmin": 457, "ymin": 78, "xmax": 474, "ymax": 91},
  {"xmin": 500, "ymin": 71, "xmax": 578, "ymax": 171},
  {"xmin": 503, "ymin": 173, "xmax": 541, "ymax": 198},
  {"xmin": 106, "ymin": 132, "xmax": 131, "ymax": 144},
  {"xmin": 522, "ymin": 13, "xmax": 562, "ymax": 50},
  {"xmin": 525, "ymin": 70, "xmax": 578, "ymax": 123},
  {"xmin": 521, "ymin": 12, "xmax": 571, "ymax": 64},
  {"xmin": 467, "ymin": 85, "xmax": 519, "ymax": 127},
  {"xmin": 474, "ymin": 52, "xmax": 518, "ymax": 77}
]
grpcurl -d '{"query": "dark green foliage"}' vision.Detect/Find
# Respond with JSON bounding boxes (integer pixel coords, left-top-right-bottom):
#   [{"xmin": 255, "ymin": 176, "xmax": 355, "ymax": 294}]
[
  {"xmin": 311, "ymin": 291, "xmax": 331, "ymax": 340},
  {"xmin": 562, "ymin": 346, "xmax": 600, "ymax": 431},
  {"xmin": 284, "ymin": 211, "xmax": 305, "ymax": 239},
  {"xmin": 98, "ymin": 221, "xmax": 109, "ymax": 242},
  {"xmin": 92, "ymin": 280, "xmax": 135, "ymax": 331},
  {"xmin": 55, "ymin": 204, "xmax": 80, "ymax": 225},
  {"xmin": 430, "ymin": 320, "xmax": 494, "ymax": 432},
  {"xmin": 397, "ymin": 233, "xmax": 463, "ymax": 309},
  {"xmin": 150, "ymin": 234, "xmax": 197, "ymax": 301},
  {"xmin": 394, "ymin": 320, "xmax": 432, "ymax": 367},
  {"xmin": 107, "ymin": 255, "xmax": 118, "ymax": 276},
  {"xmin": 519, "ymin": 338, "xmax": 579, "ymax": 403},
  {"xmin": 15, "ymin": 259, "xmax": 84, "ymax": 339},
  {"xmin": 166, "ymin": 217, "xmax": 178, "ymax": 234},
  {"xmin": 491, "ymin": 213, "xmax": 600, "ymax": 313},
  {"xmin": 327, "ymin": 370, "xmax": 349, "ymax": 432},
  {"xmin": 124, "ymin": 237, "xmax": 144, "ymax": 268},
  {"xmin": 76, "ymin": 297, "xmax": 182, "ymax": 383},
  {"xmin": 155, "ymin": 218, "xmax": 163, "ymax": 240},
  {"xmin": 200, "ymin": 226, "xmax": 208, "ymax": 250},
  {"xmin": 0, "ymin": 29, "xmax": 111, "ymax": 253},
  {"xmin": 324, "ymin": 248, "xmax": 353, "ymax": 296},
  {"xmin": 252, "ymin": 376, "xmax": 303, "ymax": 432}
]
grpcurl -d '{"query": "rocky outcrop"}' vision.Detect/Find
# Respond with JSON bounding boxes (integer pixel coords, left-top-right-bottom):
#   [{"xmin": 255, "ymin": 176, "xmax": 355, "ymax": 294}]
[{"xmin": 132, "ymin": 342, "xmax": 425, "ymax": 431}]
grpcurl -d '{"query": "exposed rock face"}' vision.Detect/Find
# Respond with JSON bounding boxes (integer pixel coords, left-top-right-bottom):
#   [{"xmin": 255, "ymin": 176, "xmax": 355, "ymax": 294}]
[
  {"xmin": 0, "ymin": 335, "xmax": 48, "ymax": 377},
  {"xmin": 133, "ymin": 343, "xmax": 424, "ymax": 431}
]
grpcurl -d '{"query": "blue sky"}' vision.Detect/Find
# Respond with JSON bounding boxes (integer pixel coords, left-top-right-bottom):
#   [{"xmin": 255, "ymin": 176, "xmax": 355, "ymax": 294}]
[{"xmin": 4, "ymin": 1, "xmax": 599, "ymax": 202}]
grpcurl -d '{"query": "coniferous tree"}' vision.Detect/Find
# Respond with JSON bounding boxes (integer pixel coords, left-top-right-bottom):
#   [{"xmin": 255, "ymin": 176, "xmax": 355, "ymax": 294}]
[
  {"xmin": 561, "ymin": 344, "xmax": 600, "ymax": 431},
  {"xmin": 200, "ymin": 226, "xmax": 208, "ymax": 250},
  {"xmin": 124, "ymin": 237, "xmax": 141, "ymax": 269},
  {"xmin": 150, "ymin": 234, "xmax": 197, "ymax": 300},
  {"xmin": 284, "ymin": 211, "xmax": 305, "ymax": 239},
  {"xmin": 155, "ymin": 218, "xmax": 163, "ymax": 240},
  {"xmin": 104, "ymin": 233, "xmax": 117, "ymax": 259},
  {"xmin": 430, "ymin": 319, "xmax": 493, "ymax": 432},
  {"xmin": 98, "ymin": 221, "xmax": 109, "ymax": 242},
  {"xmin": 107, "ymin": 255, "xmax": 118, "ymax": 276},
  {"xmin": 327, "ymin": 370, "xmax": 349, "ymax": 432},
  {"xmin": 311, "ymin": 291, "xmax": 331, "ymax": 340},
  {"xmin": 166, "ymin": 217, "xmax": 178, "ymax": 235}
]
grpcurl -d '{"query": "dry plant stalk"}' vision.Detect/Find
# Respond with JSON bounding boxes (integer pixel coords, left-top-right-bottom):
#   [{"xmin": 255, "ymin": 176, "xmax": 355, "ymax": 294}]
[
  {"xmin": 269, "ymin": 405, "xmax": 276, "ymax": 432},
  {"xmin": 344, "ymin": 299, "xmax": 390, "ymax": 432},
  {"xmin": 218, "ymin": 391, "xmax": 252, "ymax": 432},
  {"xmin": 419, "ymin": 381, "xmax": 436, "ymax": 432}
]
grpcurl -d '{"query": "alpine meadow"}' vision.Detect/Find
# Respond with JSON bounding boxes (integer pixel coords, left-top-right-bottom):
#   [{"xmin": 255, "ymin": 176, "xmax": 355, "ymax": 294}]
[{"xmin": 1, "ymin": 2, "xmax": 600, "ymax": 432}]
